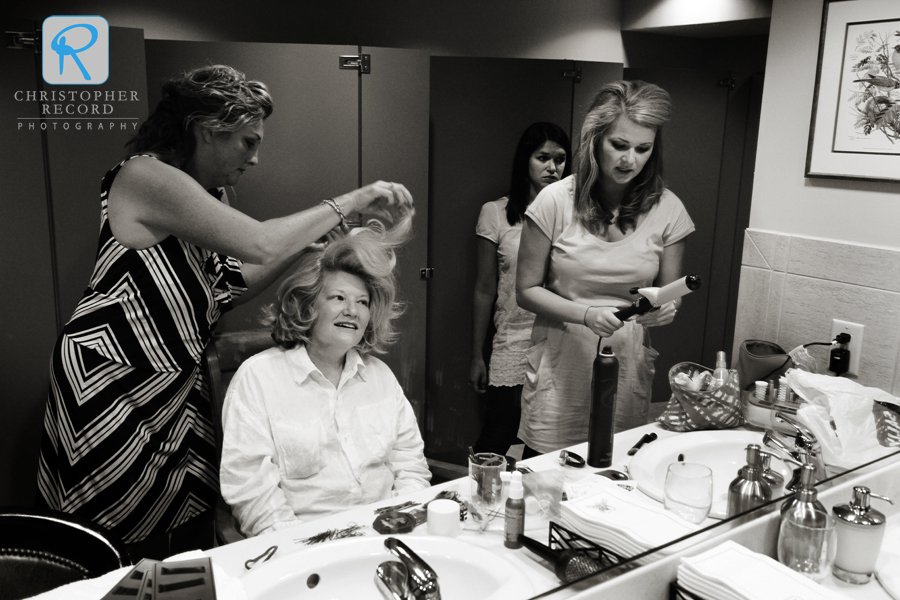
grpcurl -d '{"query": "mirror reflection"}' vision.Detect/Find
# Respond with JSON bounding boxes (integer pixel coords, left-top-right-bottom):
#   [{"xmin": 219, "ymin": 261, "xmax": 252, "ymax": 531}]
[{"xmin": 4, "ymin": 2, "xmax": 900, "ymax": 599}]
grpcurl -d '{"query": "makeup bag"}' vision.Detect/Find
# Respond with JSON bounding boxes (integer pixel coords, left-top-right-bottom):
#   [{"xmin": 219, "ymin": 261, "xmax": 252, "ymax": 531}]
[
  {"xmin": 734, "ymin": 339, "xmax": 793, "ymax": 392},
  {"xmin": 657, "ymin": 362, "xmax": 743, "ymax": 432}
]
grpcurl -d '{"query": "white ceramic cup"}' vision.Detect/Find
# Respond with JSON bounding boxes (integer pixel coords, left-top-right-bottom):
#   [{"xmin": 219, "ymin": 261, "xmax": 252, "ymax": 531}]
[{"xmin": 427, "ymin": 499, "xmax": 462, "ymax": 537}]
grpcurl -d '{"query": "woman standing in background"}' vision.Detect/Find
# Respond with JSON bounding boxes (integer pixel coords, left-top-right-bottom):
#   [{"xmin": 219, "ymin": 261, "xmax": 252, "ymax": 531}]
[
  {"xmin": 469, "ymin": 122, "xmax": 571, "ymax": 456},
  {"xmin": 516, "ymin": 81, "xmax": 694, "ymax": 458}
]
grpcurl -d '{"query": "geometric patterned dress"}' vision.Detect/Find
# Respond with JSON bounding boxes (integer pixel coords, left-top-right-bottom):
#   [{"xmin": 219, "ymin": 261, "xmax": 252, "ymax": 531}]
[{"xmin": 37, "ymin": 154, "xmax": 247, "ymax": 543}]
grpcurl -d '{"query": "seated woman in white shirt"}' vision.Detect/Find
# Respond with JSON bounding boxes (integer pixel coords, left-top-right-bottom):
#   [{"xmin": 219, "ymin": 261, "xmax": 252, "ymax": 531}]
[{"xmin": 220, "ymin": 216, "xmax": 431, "ymax": 536}]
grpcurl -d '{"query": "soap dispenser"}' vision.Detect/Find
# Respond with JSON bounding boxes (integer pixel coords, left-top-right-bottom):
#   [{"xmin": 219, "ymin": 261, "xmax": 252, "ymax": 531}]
[
  {"xmin": 832, "ymin": 486, "xmax": 894, "ymax": 584},
  {"xmin": 726, "ymin": 444, "xmax": 772, "ymax": 518},
  {"xmin": 780, "ymin": 463, "xmax": 823, "ymax": 518},
  {"xmin": 777, "ymin": 466, "xmax": 835, "ymax": 581}
]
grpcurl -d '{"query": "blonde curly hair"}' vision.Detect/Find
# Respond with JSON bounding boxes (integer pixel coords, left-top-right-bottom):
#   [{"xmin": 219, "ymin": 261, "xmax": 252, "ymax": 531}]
[{"xmin": 265, "ymin": 213, "xmax": 412, "ymax": 355}]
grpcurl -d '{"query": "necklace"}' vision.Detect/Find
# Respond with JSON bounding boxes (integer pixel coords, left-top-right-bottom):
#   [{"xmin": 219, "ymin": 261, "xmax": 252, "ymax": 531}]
[{"xmin": 606, "ymin": 209, "xmax": 619, "ymax": 225}]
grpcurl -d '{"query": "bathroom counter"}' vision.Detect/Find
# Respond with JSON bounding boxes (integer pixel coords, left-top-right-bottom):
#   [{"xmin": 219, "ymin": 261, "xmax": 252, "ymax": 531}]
[{"xmin": 204, "ymin": 422, "xmax": 670, "ymax": 597}]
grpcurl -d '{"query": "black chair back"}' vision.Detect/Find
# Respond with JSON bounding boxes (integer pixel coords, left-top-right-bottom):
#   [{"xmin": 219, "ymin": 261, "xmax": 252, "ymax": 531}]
[{"xmin": 0, "ymin": 506, "xmax": 130, "ymax": 599}]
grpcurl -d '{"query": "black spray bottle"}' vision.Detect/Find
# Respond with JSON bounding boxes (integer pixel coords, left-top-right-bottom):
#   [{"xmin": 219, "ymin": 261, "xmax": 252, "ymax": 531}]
[{"xmin": 587, "ymin": 346, "xmax": 618, "ymax": 468}]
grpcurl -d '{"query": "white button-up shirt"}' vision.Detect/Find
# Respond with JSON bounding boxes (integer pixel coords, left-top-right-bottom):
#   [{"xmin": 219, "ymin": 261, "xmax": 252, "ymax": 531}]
[{"xmin": 220, "ymin": 345, "xmax": 431, "ymax": 536}]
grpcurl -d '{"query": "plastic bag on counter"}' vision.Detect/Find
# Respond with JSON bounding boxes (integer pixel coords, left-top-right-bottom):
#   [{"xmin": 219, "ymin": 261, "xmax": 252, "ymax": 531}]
[
  {"xmin": 657, "ymin": 362, "xmax": 744, "ymax": 432},
  {"xmin": 786, "ymin": 370, "xmax": 900, "ymax": 469}
]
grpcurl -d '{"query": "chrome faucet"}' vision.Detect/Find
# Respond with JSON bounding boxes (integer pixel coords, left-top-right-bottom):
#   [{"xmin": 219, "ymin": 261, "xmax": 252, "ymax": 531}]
[
  {"xmin": 763, "ymin": 411, "xmax": 826, "ymax": 491},
  {"xmin": 384, "ymin": 538, "xmax": 441, "ymax": 600}
]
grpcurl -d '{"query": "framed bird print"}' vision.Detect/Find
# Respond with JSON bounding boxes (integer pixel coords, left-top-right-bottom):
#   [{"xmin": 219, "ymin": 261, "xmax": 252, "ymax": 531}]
[{"xmin": 806, "ymin": 0, "xmax": 900, "ymax": 181}]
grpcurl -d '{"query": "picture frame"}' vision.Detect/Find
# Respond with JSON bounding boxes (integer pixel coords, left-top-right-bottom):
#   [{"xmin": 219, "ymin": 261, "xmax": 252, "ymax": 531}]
[{"xmin": 806, "ymin": 0, "xmax": 900, "ymax": 182}]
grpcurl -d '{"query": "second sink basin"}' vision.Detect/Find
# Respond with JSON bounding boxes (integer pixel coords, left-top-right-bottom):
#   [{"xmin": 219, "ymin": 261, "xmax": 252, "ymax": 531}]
[{"xmin": 628, "ymin": 429, "xmax": 792, "ymax": 519}]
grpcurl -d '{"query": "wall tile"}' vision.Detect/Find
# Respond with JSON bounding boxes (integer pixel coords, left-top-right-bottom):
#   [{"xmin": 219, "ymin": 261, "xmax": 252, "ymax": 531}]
[
  {"xmin": 747, "ymin": 229, "xmax": 790, "ymax": 272},
  {"xmin": 732, "ymin": 266, "xmax": 772, "ymax": 363},
  {"xmin": 787, "ymin": 236, "xmax": 900, "ymax": 293},
  {"xmin": 765, "ymin": 271, "xmax": 785, "ymax": 342},
  {"xmin": 778, "ymin": 274, "xmax": 900, "ymax": 391},
  {"xmin": 742, "ymin": 230, "xmax": 768, "ymax": 269}
]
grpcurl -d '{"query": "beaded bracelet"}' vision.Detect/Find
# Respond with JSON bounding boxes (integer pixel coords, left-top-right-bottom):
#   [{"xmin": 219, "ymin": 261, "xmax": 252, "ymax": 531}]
[{"xmin": 321, "ymin": 197, "xmax": 346, "ymax": 226}]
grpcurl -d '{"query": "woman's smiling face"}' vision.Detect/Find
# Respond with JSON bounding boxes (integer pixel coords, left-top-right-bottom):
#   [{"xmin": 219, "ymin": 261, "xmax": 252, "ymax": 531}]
[{"xmin": 308, "ymin": 271, "xmax": 371, "ymax": 355}]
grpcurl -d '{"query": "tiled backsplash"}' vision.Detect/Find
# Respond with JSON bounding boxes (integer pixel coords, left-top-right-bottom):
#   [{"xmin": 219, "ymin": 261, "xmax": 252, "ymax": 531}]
[{"xmin": 732, "ymin": 229, "xmax": 900, "ymax": 396}]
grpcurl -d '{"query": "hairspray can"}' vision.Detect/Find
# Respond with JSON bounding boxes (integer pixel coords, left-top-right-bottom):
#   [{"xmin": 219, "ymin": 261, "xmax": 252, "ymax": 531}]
[{"xmin": 587, "ymin": 346, "xmax": 618, "ymax": 468}]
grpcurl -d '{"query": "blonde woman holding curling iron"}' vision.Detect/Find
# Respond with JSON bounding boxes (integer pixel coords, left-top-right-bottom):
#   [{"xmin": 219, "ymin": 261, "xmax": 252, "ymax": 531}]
[{"xmin": 515, "ymin": 81, "xmax": 694, "ymax": 458}]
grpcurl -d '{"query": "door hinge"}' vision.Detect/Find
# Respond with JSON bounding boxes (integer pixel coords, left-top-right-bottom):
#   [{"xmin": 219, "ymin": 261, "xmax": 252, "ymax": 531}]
[
  {"xmin": 339, "ymin": 54, "xmax": 371, "ymax": 74},
  {"xmin": 6, "ymin": 30, "xmax": 40, "ymax": 53},
  {"xmin": 561, "ymin": 67, "xmax": 581, "ymax": 83},
  {"xmin": 419, "ymin": 268, "xmax": 434, "ymax": 280},
  {"xmin": 717, "ymin": 77, "xmax": 736, "ymax": 90}
]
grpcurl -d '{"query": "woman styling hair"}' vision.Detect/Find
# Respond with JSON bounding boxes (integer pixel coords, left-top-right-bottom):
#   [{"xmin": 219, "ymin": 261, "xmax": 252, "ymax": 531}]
[
  {"xmin": 515, "ymin": 80, "xmax": 695, "ymax": 457},
  {"xmin": 36, "ymin": 64, "xmax": 413, "ymax": 559}
]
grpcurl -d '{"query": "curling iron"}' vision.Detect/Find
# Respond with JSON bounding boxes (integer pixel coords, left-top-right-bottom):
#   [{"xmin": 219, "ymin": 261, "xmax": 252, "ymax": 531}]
[{"xmin": 610, "ymin": 274, "xmax": 702, "ymax": 323}]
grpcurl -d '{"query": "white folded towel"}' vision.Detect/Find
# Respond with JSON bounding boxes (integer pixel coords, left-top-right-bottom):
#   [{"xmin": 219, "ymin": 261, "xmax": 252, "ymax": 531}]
[
  {"xmin": 677, "ymin": 540, "xmax": 850, "ymax": 600},
  {"xmin": 559, "ymin": 477, "xmax": 699, "ymax": 558},
  {"xmin": 24, "ymin": 550, "xmax": 247, "ymax": 600}
]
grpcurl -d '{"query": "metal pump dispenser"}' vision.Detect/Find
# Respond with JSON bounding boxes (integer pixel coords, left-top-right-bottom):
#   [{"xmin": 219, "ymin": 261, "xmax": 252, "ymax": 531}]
[
  {"xmin": 726, "ymin": 444, "xmax": 772, "ymax": 518},
  {"xmin": 780, "ymin": 463, "xmax": 826, "ymax": 525}
]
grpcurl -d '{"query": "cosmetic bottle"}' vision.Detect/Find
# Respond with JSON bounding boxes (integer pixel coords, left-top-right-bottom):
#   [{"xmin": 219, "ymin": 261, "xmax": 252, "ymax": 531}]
[
  {"xmin": 726, "ymin": 444, "xmax": 772, "ymax": 518},
  {"xmin": 713, "ymin": 351, "xmax": 729, "ymax": 387},
  {"xmin": 832, "ymin": 486, "xmax": 894, "ymax": 584},
  {"xmin": 504, "ymin": 471, "xmax": 525, "ymax": 548},
  {"xmin": 499, "ymin": 471, "xmax": 511, "ymax": 505}
]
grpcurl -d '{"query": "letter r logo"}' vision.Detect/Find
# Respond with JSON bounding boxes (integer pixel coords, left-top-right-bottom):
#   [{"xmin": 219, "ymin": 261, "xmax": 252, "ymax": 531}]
[{"xmin": 42, "ymin": 16, "xmax": 109, "ymax": 85}]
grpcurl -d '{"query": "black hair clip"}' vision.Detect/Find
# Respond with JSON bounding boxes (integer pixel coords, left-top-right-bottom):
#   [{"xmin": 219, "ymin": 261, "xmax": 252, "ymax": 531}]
[{"xmin": 558, "ymin": 449, "xmax": 585, "ymax": 468}]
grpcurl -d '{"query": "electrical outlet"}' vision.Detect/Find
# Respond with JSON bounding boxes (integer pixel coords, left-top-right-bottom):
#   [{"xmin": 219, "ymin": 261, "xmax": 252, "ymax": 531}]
[{"xmin": 830, "ymin": 319, "xmax": 864, "ymax": 376}]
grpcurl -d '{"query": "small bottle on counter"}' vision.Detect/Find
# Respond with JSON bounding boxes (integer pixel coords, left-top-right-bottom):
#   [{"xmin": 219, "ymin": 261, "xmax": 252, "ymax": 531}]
[
  {"xmin": 504, "ymin": 471, "xmax": 525, "ymax": 549},
  {"xmin": 832, "ymin": 486, "xmax": 894, "ymax": 584},
  {"xmin": 499, "ymin": 470, "xmax": 511, "ymax": 506},
  {"xmin": 713, "ymin": 351, "xmax": 729, "ymax": 387}
]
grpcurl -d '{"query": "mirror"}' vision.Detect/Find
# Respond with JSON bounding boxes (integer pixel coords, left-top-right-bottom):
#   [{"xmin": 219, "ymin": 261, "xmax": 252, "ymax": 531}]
[{"xmin": 6, "ymin": 18, "xmax": 897, "ymax": 597}]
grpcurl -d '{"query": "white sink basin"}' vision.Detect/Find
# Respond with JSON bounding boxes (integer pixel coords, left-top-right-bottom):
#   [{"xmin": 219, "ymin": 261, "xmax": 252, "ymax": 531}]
[
  {"xmin": 240, "ymin": 534, "xmax": 535, "ymax": 599},
  {"xmin": 629, "ymin": 430, "xmax": 792, "ymax": 519}
]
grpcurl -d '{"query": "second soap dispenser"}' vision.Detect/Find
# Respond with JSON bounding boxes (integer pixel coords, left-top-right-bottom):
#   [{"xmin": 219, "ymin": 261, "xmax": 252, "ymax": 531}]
[
  {"xmin": 726, "ymin": 444, "xmax": 772, "ymax": 518},
  {"xmin": 832, "ymin": 486, "xmax": 894, "ymax": 584}
]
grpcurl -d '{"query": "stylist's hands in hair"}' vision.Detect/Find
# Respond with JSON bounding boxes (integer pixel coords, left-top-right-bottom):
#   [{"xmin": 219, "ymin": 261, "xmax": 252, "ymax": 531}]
[
  {"xmin": 635, "ymin": 301, "xmax": 678, "ymax": 328},
  {"xmin": 469, "ymin": 358, "xmax": 488, "ymax": 393},
  {"xmin": 584, "ymin": 306, "xmax": 626, "ymax": 338},
  {"xmin": 338, "ymin": 181, "xmax": 415, "ymax": 226}
]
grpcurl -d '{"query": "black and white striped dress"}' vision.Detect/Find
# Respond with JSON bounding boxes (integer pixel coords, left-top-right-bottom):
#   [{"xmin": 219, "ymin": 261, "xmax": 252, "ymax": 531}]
[{"xmin": 37, "ymin": 155, "xmax": 247, "ymax": 544}]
